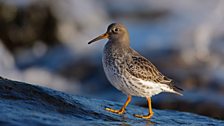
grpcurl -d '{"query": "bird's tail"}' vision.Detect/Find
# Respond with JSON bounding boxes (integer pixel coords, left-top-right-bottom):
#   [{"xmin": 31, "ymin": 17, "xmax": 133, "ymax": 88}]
[
  {"xmin": 172, "ymin": 86, "xmax": 183, "ymax": 96},
  {"xmin": 170, "ymin": 81, "xmax": 183, "ymax": 96}
]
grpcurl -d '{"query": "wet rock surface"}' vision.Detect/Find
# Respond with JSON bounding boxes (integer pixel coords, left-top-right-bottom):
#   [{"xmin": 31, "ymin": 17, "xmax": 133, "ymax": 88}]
[{"xmin": 0, "ymin": 77, "xmax": 223, "ymax": 126}]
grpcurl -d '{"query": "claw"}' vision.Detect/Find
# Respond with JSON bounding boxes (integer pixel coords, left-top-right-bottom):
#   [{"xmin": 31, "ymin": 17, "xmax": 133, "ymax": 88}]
[
  {"xmin": 105, "ymin": 107, "xmax": 124, "ymax": 114},
  {"xmin": 133, "ymin": 112, "xmax": 154, "ymax": 119}
]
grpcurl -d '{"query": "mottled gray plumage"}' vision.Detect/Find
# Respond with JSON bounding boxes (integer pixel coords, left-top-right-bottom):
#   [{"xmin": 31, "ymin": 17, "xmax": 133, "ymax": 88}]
[
  {"xmin": 88, "ymin": 23, "xmax": 183, "ymax": 119},
  {"xmin": 101, "ymin": 23, "xmax": 182, "ymax": 97}
]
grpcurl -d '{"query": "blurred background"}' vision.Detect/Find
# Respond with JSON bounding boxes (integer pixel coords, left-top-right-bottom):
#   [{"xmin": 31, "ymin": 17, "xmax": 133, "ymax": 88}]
[{"xmin": 0, "ymin": 0, "xmax": 224, "ymax": 120}]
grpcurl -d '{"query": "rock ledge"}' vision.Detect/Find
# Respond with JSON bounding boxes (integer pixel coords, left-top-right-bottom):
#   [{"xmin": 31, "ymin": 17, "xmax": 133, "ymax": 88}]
[{"xmin": 0, "ymin": 77, "xmax": 223, "ymax": 126}]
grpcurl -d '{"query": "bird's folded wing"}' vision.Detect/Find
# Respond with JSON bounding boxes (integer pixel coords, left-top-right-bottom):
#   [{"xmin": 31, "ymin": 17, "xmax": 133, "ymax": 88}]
[{"xmin": 125, "ymin": 53, "xmax": 172, "ymax": 84}]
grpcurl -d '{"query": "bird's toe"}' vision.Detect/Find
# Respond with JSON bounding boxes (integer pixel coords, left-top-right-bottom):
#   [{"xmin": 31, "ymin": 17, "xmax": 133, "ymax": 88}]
[
  {"xmin": 133, "ymin": 113, "xmax": 153, "ymax": 119},
  {"xmin": 105, "ymin": 107, "xmax": 124, "ymax": 114}
]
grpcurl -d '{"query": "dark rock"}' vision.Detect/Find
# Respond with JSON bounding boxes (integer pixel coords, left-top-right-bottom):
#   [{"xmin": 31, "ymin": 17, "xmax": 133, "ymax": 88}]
[
  {"xmin": 0, "ymin": 2, "xmax": 60, "ymax": 54},
  {"xmin": 0, "ymin": 78, "xmax": 223, "ymax": 126}
]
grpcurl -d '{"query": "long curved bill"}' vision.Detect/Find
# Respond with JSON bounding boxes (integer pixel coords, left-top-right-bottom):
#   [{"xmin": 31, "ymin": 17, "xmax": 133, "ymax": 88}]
[{"xmin": 88, "ymin": 33, "xmax": 109, "ymax": 44}]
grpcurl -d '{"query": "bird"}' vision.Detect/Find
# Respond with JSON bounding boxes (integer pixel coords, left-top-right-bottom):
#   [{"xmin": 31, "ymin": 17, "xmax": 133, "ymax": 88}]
[{"xmin": 88, "ymin": 23, "xmax": 183, "ymax": 119}]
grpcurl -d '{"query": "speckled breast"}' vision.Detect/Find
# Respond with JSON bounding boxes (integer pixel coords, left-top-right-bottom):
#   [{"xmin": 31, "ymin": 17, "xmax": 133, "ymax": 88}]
[{"xmin": 102, "ymin": 42, "xmax": 127, "ymax": 93}]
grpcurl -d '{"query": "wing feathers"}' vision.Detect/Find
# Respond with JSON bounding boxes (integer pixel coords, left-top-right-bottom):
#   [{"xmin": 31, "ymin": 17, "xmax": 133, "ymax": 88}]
[{"xmin": 125, "ymin": 50, "xmax": 183, "ymax": 94}]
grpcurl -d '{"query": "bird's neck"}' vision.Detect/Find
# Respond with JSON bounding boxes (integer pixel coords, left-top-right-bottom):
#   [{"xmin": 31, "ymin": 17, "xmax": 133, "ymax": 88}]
[
  {"xmin": 108, "ymin": 40, "xmax": 130, "ymax": 51},
  {"xmin": 110, "ymin": 37, "xmax": 130, "ymax": 47}
]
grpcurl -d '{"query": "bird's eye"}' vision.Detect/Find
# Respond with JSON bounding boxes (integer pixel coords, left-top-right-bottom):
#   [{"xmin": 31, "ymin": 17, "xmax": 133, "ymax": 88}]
[{"xmin": 113, "ymin": 28, "xmax": 119, "ymax": 32}]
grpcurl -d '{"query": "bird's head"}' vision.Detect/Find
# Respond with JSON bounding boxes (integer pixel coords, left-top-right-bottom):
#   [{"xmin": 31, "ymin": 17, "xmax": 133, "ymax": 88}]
[{"xmin": 88, "ymin": 23, "xmax": 130, "ymax": 45}]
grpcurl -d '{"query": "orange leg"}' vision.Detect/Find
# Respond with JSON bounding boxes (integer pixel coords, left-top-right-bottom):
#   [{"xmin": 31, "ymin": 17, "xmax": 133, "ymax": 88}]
[
  {"xmin": 134, "ymin": 97, "xmax": 154, "ymax": 119},
  {"xmin": 105, "ymin": 95, "xmax": 132, "ymax": 114}
]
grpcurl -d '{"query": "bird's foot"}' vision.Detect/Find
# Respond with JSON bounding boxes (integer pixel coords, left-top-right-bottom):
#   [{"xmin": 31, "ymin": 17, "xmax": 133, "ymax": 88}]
[
  {"xmin": 105, "ymin": 107, "xmax": 125, "ymax": 115},
  {"xmin": 133, "ymin": 112, "xmax": 154, "ymax": 119}
]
